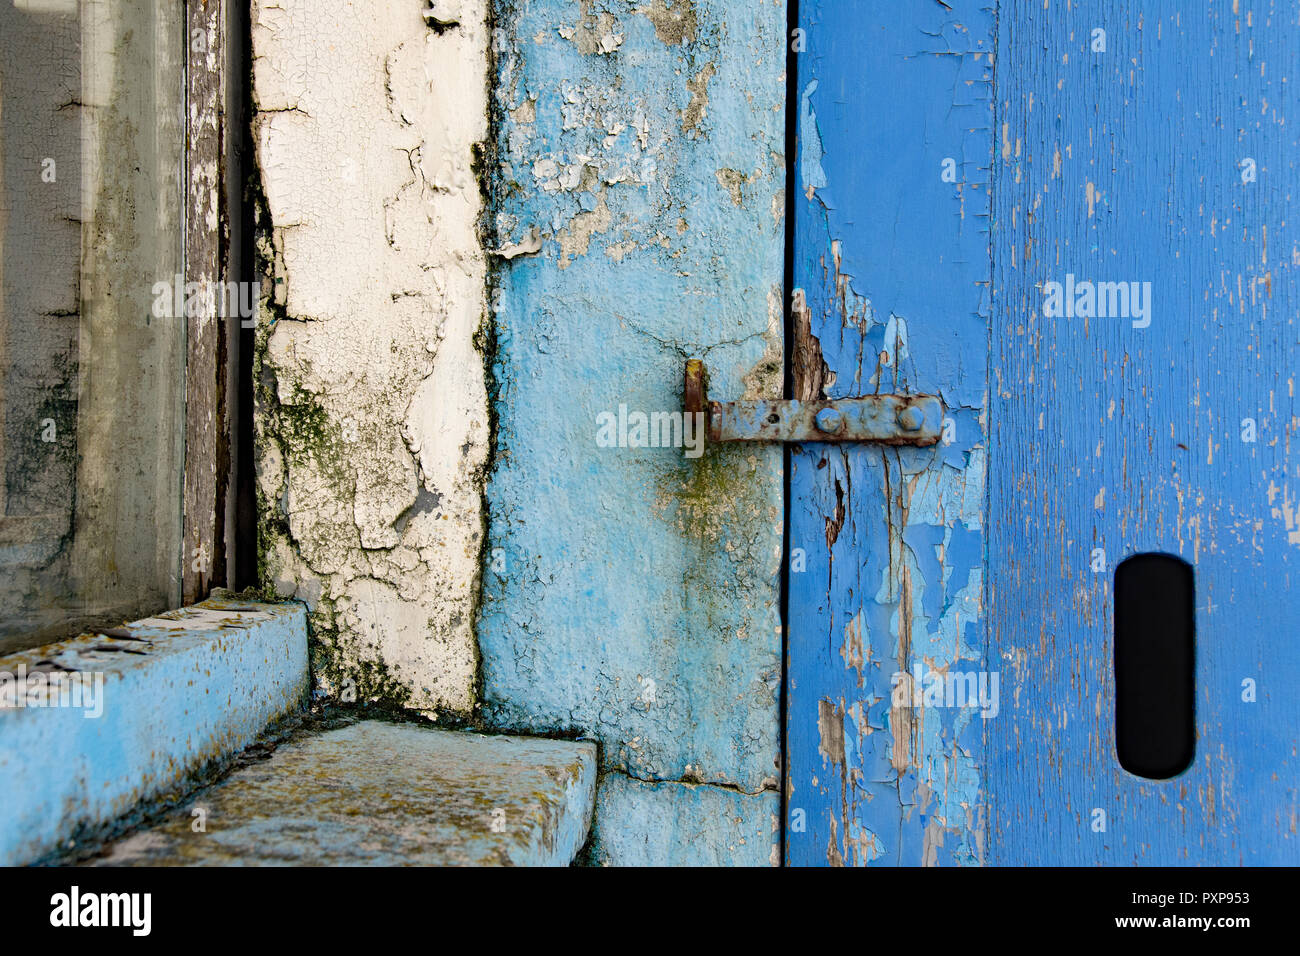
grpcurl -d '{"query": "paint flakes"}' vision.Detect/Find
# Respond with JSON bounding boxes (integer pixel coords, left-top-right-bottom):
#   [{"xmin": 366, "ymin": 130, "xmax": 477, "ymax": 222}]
[{"xmin": 636, "ymin": 0, "xmax": 698, "ymax": 46}]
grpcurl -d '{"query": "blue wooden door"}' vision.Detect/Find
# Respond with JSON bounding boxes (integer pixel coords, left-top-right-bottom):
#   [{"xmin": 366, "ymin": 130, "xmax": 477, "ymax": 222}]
[{"xmin": 786, "ymin": 1, "xmax": 1299, "ymax": 865}]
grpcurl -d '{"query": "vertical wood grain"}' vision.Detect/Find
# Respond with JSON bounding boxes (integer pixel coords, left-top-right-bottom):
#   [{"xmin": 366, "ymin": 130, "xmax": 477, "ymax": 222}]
[
  {"xmin": 988, "ymin": 1, "xmax": 1299, "ymax": 864},
  {"xmin": 786, "ymin": 0, "xmax": 994, "ymax": 866},
  {"xmin": 789, "ymin": 0, "xmax": 1298, "ymax": 868},
  {"xmin": 183, "ymin": 0, "xmax": 229, "ymax": 604}
]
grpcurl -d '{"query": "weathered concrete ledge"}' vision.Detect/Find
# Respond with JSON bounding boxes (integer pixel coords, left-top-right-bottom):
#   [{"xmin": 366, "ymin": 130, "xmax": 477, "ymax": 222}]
[
  {"xmin": 90, "ymin": 721, "xmax": 598, "ymax": 866},
  {"xmin": 584, "ymin": 772, "xmax": 779, "ymax": 867},
  {"xmin": 0, "ymin": 597, "xmax": 308, "ymax": 866}
]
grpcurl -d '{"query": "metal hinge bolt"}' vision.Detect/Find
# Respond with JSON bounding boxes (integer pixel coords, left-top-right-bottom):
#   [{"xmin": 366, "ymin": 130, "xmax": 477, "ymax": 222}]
[{"xmin": 685, "ymin": 359, "xmax": 943, "ymax": 446}]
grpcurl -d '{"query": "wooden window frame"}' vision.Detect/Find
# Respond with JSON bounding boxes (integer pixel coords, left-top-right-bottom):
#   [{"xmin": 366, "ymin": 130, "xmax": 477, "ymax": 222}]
[{"xmin": 183, "ymin": 0, "xmax": 253, "ymax": 603}]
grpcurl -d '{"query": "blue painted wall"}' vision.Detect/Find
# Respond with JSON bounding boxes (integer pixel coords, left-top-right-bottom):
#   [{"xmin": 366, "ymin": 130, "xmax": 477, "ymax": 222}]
[
  {"xmin": 481, "ymin": 0, "xmax": 786, "ymax": 863},
  {"xmin": 988, "ymin": 1, "xmax": 1300, "ymax": 864},
  {"xmin": 583, "ymin": 774, "xmax": 778, "ymax": 866},
  {"xmin": 785, "ymin": 0, "xmax": 994, "ymax": 866}
]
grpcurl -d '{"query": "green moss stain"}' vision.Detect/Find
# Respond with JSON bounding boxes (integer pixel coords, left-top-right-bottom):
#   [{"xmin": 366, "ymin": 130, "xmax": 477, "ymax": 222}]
[
  {"xmin": 658, "ymin": 442, "xmax": 773, "ymax": 548},
  {"xmin": 248, "ymin": 168, "xmax": 410, "ymax": 713},
  {"xmin": 310, "ymin": 609, "xmax": 416, "ymax": 711}
]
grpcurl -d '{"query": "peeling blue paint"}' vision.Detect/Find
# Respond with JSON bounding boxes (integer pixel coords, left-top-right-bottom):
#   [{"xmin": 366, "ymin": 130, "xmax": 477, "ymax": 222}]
[
  {"xmin": 798, "ymin": 80, "xmax": 827, "ymax": 198},
  {"xmin": 481, "ymin": 0, "xmax": 787, "ymax": 856},
  {"xmin": 988, "ymin": 1, "xmax": 1300, "ymax": 865},
  {"xmin": 785, "ymin": 0, "xmax": 994, "ymax": 867},
  {"xmin": 789, "ymin": 0, "xmax": 1299, "ymax": 867}
]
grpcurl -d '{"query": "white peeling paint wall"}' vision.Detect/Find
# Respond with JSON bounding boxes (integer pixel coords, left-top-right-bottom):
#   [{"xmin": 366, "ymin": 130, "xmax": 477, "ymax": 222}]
[{"xmin": 252, "ymin": 0, "xmax": 489, "ymax": 713}]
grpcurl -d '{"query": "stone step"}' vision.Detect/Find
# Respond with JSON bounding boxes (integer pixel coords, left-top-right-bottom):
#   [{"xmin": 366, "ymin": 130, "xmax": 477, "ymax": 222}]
[{"xmin": 89, "ymin": 721, "xmax": 597, "ymax": 866}]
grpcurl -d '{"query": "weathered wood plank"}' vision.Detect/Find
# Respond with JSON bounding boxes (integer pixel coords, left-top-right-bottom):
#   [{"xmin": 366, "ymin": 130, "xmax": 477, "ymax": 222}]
[
  {"xmin": 183, "ymin": 0, "xmax": 229, "ymax": 604},
  {"xmin": 786, "ymin": 0, "xmax": 994, "ymax": 866},
  {"xmin": 988, "ymin": 1, "xmax": 1299, "ymax": 864}
]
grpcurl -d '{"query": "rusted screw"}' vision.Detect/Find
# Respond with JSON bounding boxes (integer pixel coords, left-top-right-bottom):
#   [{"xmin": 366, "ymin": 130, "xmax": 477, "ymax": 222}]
[
  {"xmin": 897, "ymin": 405, "xmax": 924, "ymax": 432},
  {"xmin": 815, "ymin": 407, "xmax": 843, "ymax": 433}
]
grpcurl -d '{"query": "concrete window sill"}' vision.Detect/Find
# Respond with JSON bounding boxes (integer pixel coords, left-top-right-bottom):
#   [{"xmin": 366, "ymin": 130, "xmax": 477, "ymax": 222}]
[{"xmin": 0, "ymin": 596, "xmax": 309, "ymax": 866}]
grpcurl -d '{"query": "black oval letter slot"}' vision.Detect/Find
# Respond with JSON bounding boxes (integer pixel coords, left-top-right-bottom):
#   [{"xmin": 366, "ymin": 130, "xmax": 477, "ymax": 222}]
[{"xmin": 1113, "ymin": 553, "xmax": 1195, "ymax": 779}]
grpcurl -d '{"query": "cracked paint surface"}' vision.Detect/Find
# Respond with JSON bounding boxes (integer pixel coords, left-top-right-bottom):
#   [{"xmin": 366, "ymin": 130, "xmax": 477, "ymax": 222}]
[
  {"xmin": 252, "ymin": 0, "xmax": 490, "ymax": 713},
  {"xmin": 583, "ymin": 772, "xmax": 778, "ymax": 866},
  {"xmin": 785, "ymin": 1, "xmax": 993, "ymax": 866},
  {"xmin": 988, "ymin": 1, "xmax": 1299, "ymax": 864},
  {"xmin": 480, "ymin": 0, "xmax": 785, "ymax": 860}
]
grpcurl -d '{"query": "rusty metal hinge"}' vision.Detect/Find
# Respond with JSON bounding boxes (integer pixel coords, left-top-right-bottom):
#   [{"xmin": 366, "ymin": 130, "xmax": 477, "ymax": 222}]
[{"xmin": 685, "ymin": 359, "xmax": 944, "ymax": 446}]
